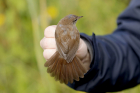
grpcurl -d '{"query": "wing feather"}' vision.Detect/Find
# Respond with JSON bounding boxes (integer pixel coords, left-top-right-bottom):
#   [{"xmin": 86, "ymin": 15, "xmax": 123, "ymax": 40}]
[{"xmin": 55, "ymin": 25, "xmax": 80, "ymax": 63}]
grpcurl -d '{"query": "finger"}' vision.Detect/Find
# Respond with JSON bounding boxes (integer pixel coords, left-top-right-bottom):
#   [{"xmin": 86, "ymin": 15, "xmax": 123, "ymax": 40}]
[
  {"xmin": 43, "ymin": 49, "xmax": 56, "ymax": 60},
  {"xmin": 40, "ymin": 37, "xmax": 56, "ymax": 49},
  {"xmin": 40, "ymin": 37, "xmax": 45, "ymax": 49},
  {"xmin": 44, "ymin": 25, "xmax": 57, "ymax": 38},
  {"xmin": 76, "ymin": 39, "xmax": 88, "ymax": 59}
]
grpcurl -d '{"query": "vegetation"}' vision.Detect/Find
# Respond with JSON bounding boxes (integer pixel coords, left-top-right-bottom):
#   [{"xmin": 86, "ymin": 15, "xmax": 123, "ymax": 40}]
[{"xmin": 0, "ymin": 0, "xmax": 139, "ymax": 93}]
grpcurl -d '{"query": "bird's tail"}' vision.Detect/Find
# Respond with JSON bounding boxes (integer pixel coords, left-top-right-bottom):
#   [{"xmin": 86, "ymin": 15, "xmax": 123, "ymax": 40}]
[{"xmin": 44, "ymin": 51, "xmax": 87, "ymax": 84}]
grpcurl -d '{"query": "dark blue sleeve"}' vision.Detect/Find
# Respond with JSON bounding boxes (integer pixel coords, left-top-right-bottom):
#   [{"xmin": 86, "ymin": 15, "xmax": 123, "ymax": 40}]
[{"xmin": 67, "ymin": 0, "xmax": 140, "ymax": 92}]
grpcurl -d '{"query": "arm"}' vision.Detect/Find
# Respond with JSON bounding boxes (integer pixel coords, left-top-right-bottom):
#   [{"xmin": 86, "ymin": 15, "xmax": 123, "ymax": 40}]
[{"xmin": 68, "ymin": 0, "xmax": 140, "ymax": 92}]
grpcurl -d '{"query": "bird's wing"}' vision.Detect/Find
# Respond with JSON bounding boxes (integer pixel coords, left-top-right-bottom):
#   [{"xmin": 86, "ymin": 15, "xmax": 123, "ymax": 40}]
[
  {"xmin": 55, "ymin": 27, "xmax": 70, "ymax": 59},
  {"xmin": 55, "ymin": 27, "xmax": 80, "ymax": 62},
  {"xmin": 65, "ymin": 30, "xmax": 80, "ymax": 62}
]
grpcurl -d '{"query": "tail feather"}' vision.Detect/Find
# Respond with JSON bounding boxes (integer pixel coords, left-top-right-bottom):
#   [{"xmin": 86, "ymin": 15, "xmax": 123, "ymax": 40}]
[
  {"xmin": 59, "ymin": 62, "xmax": 65, "ymax": 83},
  {"xmin": 56, "ymin": 58, "xmax": 65, "ymax": 82},
  {"xmin": 47, "ymin": 61, "xmax": 57, "ymax": 74},
  {"xmin": 71, "ymin": 60, "xmax": 79, "ymax": 81},
  {"xmin": 73, "ymin": 57, "xmax": 84, "ymax": 78},
  {"xmin": 49, "ymin": 59, "xmax": 59, "ymax": 77},
  {"xmin": 55, "ymin": 60, "xmax": 61, "ymax": 81},
  {"xmin": 45, "ymin": 51, "xmax": 87, "ymax": 84},
  {"xmin": 67, "ymin": 63, "xmax": 74, "ymax": 83},
  {"xmin": 63, "ymin": 64, "xmax": 68, "ymax": 84},
  {"xmin": 75, "ymin": 56, "xmax": 87, "ymax": 73},
  {"xmin": 57, "ymin": 59, "xmax": 63, "ymax": 82},
  {"xmin": 50, "ymin": 67, "xmax": 57, "ymax": 77}
]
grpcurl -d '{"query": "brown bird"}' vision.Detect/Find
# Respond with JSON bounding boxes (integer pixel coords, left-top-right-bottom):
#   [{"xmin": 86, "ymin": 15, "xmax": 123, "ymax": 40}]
[{"xmin": 44, "ymin": 14, "xmax": 87, "ymax": 84}]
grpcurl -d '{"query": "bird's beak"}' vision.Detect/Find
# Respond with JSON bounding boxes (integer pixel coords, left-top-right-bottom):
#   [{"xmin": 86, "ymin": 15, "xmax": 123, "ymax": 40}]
[{"xmin": 77, "ymin": 16, "xmax": 83, "ymax": 19}]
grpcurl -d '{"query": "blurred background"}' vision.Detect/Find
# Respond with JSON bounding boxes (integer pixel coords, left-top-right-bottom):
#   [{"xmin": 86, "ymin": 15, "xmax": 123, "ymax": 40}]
[{"xmin": 0, "ymin": 0, "xmax": 140, "ymax": 93}]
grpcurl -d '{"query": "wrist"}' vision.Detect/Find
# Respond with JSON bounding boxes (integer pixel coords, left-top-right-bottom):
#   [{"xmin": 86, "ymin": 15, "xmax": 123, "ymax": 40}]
[{"xmin": 81, "ymin": 50, "xmax": 91, "ymax": 71}]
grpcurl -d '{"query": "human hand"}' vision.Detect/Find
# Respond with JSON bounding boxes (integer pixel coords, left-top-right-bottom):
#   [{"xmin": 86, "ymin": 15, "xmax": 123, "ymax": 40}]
[{"xmin": 40, "ymin": 25, "xmax": 91, "ymax": 71}]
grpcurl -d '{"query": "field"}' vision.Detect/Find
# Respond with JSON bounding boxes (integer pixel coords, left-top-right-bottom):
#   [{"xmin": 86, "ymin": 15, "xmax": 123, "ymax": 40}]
[{"xmin": 0, "ymin": 0, "xmax": 140, "ymax": 93}]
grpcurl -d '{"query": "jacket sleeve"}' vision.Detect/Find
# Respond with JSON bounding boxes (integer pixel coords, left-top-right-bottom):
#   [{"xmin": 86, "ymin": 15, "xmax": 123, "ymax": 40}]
[{"xmin": 67, "ymin": 0, "xmax": 140, "ymax": 92}]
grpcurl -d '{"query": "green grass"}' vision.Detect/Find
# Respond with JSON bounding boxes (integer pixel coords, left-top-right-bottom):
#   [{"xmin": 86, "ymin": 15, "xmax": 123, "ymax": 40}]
[{"xmin": 0, "ymin": 0, "xmax": 139, "ymax": 93}]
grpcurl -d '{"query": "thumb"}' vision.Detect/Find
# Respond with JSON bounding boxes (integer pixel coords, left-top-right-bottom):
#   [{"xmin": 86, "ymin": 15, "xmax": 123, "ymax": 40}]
[{"xmin": 76, "ymin": 39, "xmax": 88, "ymax": 60}]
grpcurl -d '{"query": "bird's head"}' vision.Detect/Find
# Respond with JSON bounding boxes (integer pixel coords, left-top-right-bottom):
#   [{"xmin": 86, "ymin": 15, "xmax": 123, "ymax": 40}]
[{"xmin": 59, "ymin": 14, "xmax": 83, "ymax": 25}]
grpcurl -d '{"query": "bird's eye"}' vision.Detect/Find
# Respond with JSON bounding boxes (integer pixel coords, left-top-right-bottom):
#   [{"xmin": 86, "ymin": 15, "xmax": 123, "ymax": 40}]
[{"xmin": 73, "ymin": 19, "xmax": 77, "ymax": 22}]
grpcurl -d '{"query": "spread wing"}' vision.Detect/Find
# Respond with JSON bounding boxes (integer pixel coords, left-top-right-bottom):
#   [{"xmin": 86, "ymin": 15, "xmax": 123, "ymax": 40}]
[{"xmin": 55, "ymin": 26, "xmax": 80, "ymax": 63}]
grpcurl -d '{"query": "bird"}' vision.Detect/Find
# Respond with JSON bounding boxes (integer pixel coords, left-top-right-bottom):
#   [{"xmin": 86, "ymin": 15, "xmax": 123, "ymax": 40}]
[{"xmin": 44, "ymin": 14, "xmax": 87, "ymax": 84}]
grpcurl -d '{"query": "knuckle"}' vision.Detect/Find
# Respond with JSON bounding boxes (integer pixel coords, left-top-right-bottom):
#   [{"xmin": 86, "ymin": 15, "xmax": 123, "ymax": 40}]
[
  {"xmin": 44, "ymin": 26, "xmax": 56, "ymax": 38},
  {"xmin": 40, "ymin": 38, "xmax": 45, "ymax": 48}
]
